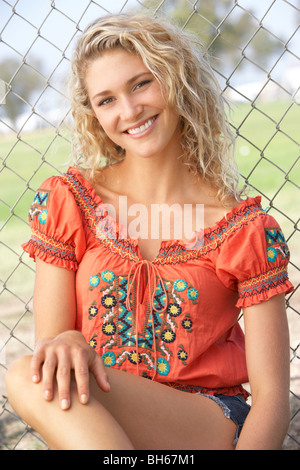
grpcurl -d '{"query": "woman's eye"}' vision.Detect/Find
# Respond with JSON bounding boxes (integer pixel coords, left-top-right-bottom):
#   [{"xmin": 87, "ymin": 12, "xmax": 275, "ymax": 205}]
[
  {"xmin": 96, "ymin": 80, "xmax": 151, "ymax": 107},
  {"xmin": 135, "ymin": 80, "xmax": 151, "ymax": 90},
  {"xmin": 98, "ymin": 97, "xmax": 114, "ymax": 107}
]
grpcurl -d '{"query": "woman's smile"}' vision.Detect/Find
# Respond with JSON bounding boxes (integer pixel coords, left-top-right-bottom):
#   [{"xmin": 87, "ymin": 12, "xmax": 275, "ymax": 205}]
[{"xmin": 124, "ymin": 115, "xmax": 158, "ymax": 137}]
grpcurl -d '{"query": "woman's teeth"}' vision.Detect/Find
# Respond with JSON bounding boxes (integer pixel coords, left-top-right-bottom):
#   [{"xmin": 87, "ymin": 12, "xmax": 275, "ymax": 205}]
[{"xmin": 127, "ymin": 116, "xmax": 156, "ymax": 135}]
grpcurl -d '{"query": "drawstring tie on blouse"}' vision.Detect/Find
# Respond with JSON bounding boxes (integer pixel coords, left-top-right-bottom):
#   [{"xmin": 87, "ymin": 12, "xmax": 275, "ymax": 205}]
[{"xmin": 126, "ymin": 260, "xmax": 168, "ymax": 380}]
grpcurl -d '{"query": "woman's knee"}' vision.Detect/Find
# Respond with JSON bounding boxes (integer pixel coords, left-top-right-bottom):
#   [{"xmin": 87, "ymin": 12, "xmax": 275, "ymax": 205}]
[{"xmin": 5, "ymin": 355, "xmax": 33, "ymax": 414}]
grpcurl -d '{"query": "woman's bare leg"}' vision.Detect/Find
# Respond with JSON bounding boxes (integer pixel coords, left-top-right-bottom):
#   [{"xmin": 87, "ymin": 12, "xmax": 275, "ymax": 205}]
[
  {"xmin": 90, "ymin": 367, "xmax": 237, "ymax": 450},
  {"xmin": 5, "ymin": 356, "xmax": 134, "ymax": 450},
  {"xmin": 6, "ymin": 355, "xmax": 236, "ymax": 450}
]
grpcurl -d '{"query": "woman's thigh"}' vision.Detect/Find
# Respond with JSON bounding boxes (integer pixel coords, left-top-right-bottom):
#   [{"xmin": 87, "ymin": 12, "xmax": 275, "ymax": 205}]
[
  {"xmin": 90, "ymin": 367, "xmax": 237, "ymax": 450},
  {"xmin": 6, "ymin": 355, "xmax": 135, "ymax": 450},
  {"xmin": 6, "ymin": 355, "xmax": 236, "ymax": 450}
]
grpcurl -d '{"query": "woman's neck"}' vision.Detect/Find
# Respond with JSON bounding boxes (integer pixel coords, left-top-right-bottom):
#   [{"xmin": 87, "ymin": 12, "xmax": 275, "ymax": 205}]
[{"xmin": 108, "ymin": 152, "xmax": 200, "ymax": 205}]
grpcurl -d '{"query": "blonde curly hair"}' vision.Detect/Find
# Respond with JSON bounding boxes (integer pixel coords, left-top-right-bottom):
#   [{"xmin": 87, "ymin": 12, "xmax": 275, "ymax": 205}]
[{"xmin": 69, "ymin": 13, "xmax": 241, "ymax": 205}]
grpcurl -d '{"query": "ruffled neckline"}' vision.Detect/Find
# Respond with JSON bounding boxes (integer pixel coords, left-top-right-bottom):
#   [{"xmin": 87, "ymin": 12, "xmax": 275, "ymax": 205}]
[
  {"xmin": 66, "ymin": 166, "xmax": 262, "ymax": 252},
  {"xmin": 207, "ymin": 195, "xmax": 262, "ymax": 232}
]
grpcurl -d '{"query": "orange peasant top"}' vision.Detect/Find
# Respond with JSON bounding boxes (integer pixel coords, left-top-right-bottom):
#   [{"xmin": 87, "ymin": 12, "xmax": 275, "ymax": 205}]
[{"xmin": 22, "ymin": 167, "xmax": 294, "ymax": 399}]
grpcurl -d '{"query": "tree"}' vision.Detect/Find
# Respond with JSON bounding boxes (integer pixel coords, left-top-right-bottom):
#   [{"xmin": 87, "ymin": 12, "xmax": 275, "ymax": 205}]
[
  {"xmin": 0, "ymin": 57, "xmax": 44, "ymax": 125},
  {"xmin": 138, "ymin": 0, "xmax": 283, "ymax": 72}
]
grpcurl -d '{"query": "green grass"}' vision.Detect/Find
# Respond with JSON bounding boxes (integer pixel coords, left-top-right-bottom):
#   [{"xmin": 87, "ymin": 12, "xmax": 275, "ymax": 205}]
[
  {"xmin": 231, "ymin": 100, "xmax": 299, "ymax": 198},
  {"xmin": 0, "ymin": 128, "xmax": 71, "ymax": 225}
]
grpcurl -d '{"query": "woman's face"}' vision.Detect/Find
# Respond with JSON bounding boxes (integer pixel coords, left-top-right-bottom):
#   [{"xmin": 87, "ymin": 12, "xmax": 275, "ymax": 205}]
[{"xmin": 85, "ymin": 48, "xmax": 181, "ymax": 160}]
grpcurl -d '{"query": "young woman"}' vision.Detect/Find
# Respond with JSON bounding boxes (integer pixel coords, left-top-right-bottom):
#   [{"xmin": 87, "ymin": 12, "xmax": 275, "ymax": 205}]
[{"xmin": 6, "ymin": 14, "xmax": 293, "ymax": 450}]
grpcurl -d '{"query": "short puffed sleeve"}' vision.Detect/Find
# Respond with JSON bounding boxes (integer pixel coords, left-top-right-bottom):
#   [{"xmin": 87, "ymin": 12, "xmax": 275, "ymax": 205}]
[
  {"xmin": 22, "ymin": 175, "xmax": 86, "ymax": 270},
  {"xmin": 215, "ymin": 207, "xmax": 294, "ymax": 308}
]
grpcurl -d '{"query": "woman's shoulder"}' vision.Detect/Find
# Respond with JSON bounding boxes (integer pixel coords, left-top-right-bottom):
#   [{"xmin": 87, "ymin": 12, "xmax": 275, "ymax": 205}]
[
  {"xmin": 207, "ymin": 195, "xmax": 269, "ymax": 236},
  {"xmin": 201, "ymin": 183, "xmax": 261, "ymax": 230},
  {"xmin": 207, "ymin": 195, "xmax": 290, "ymax": 263},
  {"xmin": 33, "ymin": 166, "xmax": 83, "ymax": 193},
  {"xmin": 24, "ymin": 167, "xmax": 89, "ymax": 269},
  {"xmin": 199, "ymin": 195, "xmax": 275, "ymax": 255},
  {"xmin": 40, "ymin": 166, "xmax": 101, "ymax": 205},
  {"xmin": 28, "ymin": 166, "xmax": 104, "ymax": 234}
]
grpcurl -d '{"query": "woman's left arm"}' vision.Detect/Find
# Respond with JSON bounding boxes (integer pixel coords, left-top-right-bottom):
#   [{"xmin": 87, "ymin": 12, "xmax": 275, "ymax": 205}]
[{"xmin": 236, "ymin": 293, "xmax": 290, "ymax": 450}]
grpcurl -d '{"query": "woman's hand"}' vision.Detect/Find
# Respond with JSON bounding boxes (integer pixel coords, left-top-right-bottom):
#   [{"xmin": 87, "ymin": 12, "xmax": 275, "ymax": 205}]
[{"xmin": 30, "ymin": 330, "xmax": 110, "ymax": 410}]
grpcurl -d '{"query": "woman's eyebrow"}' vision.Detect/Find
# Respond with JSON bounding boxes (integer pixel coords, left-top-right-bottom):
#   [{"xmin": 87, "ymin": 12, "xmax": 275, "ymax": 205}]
[{"xmin": 91, "ymin": 72, "xmax": 152, "ymax": 101}]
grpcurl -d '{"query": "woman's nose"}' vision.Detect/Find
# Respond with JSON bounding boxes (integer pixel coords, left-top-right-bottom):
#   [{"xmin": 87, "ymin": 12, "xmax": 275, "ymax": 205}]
[{"xmin": 120, "ymin": 96, "xmax": 143, "ymax": 121}]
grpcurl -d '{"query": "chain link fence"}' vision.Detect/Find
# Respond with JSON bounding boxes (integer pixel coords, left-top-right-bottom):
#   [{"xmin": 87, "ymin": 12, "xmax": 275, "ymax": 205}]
[{"xmin": 0, "ymin": 0, "xmax": 299, "ymax": 450}]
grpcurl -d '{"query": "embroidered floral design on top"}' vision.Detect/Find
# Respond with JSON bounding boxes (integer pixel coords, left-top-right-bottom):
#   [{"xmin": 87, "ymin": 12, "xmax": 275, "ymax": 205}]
[
  {"xmin": 89, "ymin": 274, "xmax": 100, "ymax": 288},
  {"xmin": 101, "ymin": 270, "xmax": 115, "ymax": 283},
  {"xmin": 102, "ymin": 351, "xmax": 116, "ymax": 367},
  {"xmin": 156, "ymin": 357, "xmax": 170, "ymax": 376},
  {"xmin": 161, "ymin": 329, "xmax": 176, "ymax": 343},
  {"xmin": 267, "ymin": 246, "xmax": 278, "ymax": 262},
  {"xmin": 88, "ymin": 302, "xmax": 98, "ymax": 319},
  {"xmin": 87, "ymin": 268, "xmax": 199, "ymax": 377},
  {"xmin": 174, "ymin": 279, "xmax": 187, "ymax": 291},
  {"xmin": 101, "ymin": 294, "xmax": 117, "ymax": 309},
  {"xmin": 177, "ymin": 344, "xmax": 188, "ymax": 365},
  {"xmin": 102, "ymin": 321, "xmax": 117, "ymax": 335},
  {"xmin": 167, "ymin": 303, "xmax": 182, "ymax": 317},
  {"xmin": 28, "ymin": 189, "xmax": 51, "ymax": 223},
  {"xmin": 89, "ymin": 334, "xmax": 98, "ymax": 349},
  {"xmin": 38, "ymin": 209, "xmax": 48, "ymax": 225},
  {"xmin": 265, "ymin": 227, "xmax": 290, "ymax": 262},
  {"xmin": 187, "ymin": 287, "xmax": 199, "ymax": 303},
  {"xmin": 181, "ymin": 314, "xmax": 193, "ymax": 332}
]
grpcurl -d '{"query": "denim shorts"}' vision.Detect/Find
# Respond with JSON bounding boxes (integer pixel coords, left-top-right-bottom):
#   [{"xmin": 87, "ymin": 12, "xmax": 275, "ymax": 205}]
[{"xmin": 197, "ymin": 393, "xmax": 251, "ymax": 447}]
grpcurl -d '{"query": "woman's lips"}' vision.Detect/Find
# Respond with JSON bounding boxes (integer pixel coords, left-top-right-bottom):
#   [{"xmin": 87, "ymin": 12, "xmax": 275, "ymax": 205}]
[{"xmin": 124, "ymin": 115, "xmax": 158, "ymax": 136}]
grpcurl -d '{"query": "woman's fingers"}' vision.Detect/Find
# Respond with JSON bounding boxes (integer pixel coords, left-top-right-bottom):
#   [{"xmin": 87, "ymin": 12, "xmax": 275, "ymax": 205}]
[
  {"xmin": 90, "ymin": 353, "xmax": 110, "ymax": 393},
  {"xmin": 73, "ymin": 348, "xmax": 91, "ymax": 405},
  {"xmin": 41, "ymin": 352, "xmax": 57, "ymax": 402},
  {"xmin": 31, "ymin": 344, "xmax": 57, "ymax": 401},
  {"xmin": 30, "ymin": 347, "xmax": 44, "ymax": 384},
  {"xmin": 73, "ymin": 348, "xmax": 110, "ymax": 404},
  {"xmin": 56, "ymin": 348, "xmax": 72, "ymax": 410},
  {"xmin": 30, "ymin": 332, "xmax": 111, "ymax": 409}
]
